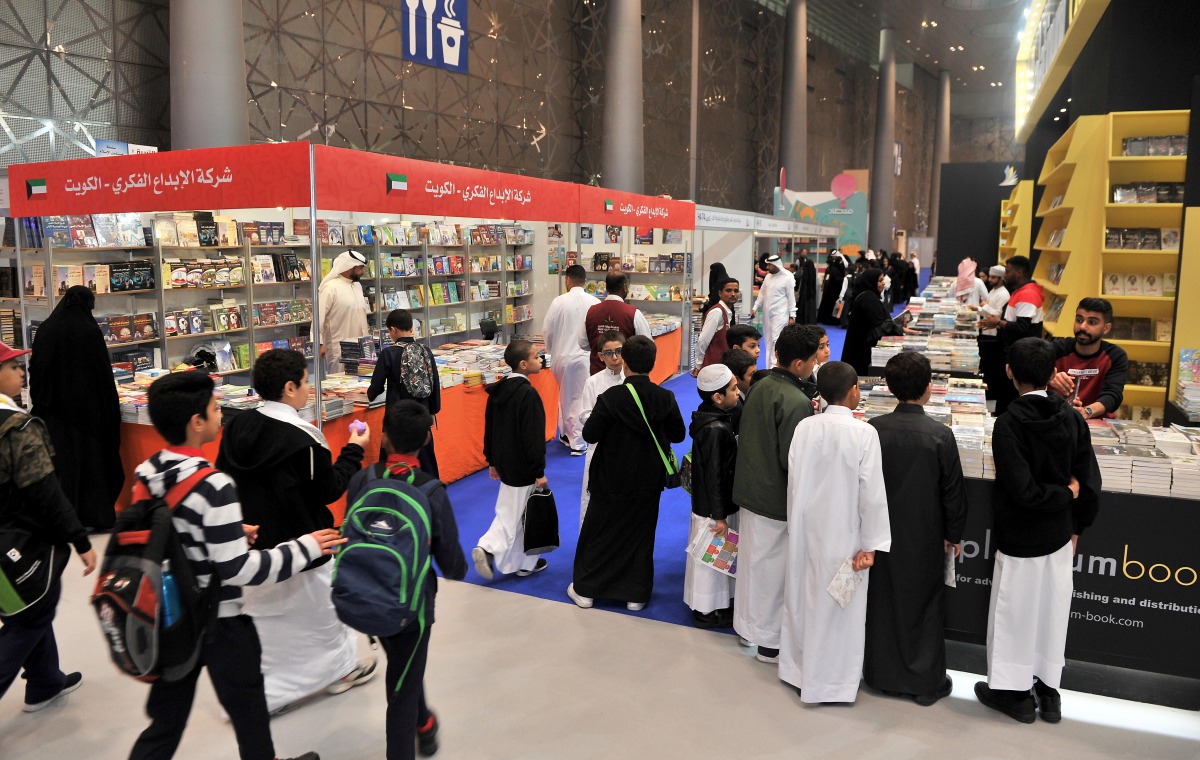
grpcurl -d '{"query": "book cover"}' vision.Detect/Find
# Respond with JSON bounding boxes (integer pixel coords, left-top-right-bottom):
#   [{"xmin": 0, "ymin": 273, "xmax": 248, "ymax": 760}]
[
  {"xmin": 592, "ymin": 252, "xmax": 609, "ymax": 272},
  {"xmin": 197, "ymin": 220, "xmax": 219, "ymax": 246},
  {"xmin": 270, "ymin": 221, "xmax": 285, "ymax": 245},
  {"xmin": 69, "ymin": 215, "xmax": 98, "ymax": 248},
  {"xmin": 261, "ymin": 301, "xmax": 278, "ymax": 325},
  {"xmin": 1124, "ymin": 273, "xmax": 1144, "ymax": 296},
  {"xmin": 107, "ymin": 314, "xmax": 133, "ymax": 343},
  {"xmin": 315, "ymin": 219, "xmax": 331, "ymax": 246},
  {"xmin": 634, "ymin": 227, "xmax": 654, "ymax": 245},
  {"xmin": 296, "ymin": 258, "xmax": 311, "ymax": 282},
  {"xmin": 176, "ymin": 220, "xmax": 200, "ymax": 247},
  {"xmin": 1143, "ymin": 273, "xmax": 1164, "ymax": 298},
  {"xmin": 604, "ymin": 225, "xmax": 622, "ymax": 244},
  {"xmin": 1103, "ymin": 273, "xmax": 1125, "ymax": 296},
  {"xmin": 1156, "ymin": 319, "xmax": 1173, "ymax": 343},
  {"xmin": 234, "ymin": 343, "xmax": 251, "ymax": 369},
  {"xmin": 407, "ymin": 287, "xmax": 424, "ymax": 308},
  {"xmin": 214, "ymin": 262, "xmax": 231, "ymax": 288},
  {"xmin": 53, "ymin": 266, "xmax": 71, "ymax": 295},
  {"xmin": 131, "ymin": 259, "xmax": 156, "ymax": 290},
  {"xmin": 272, "ymin": 338, "xmax": 290, "ymax": 351},
  {"xmin": 282, "ymin": 253, "xmax": 301, "ymax": 282},
  {"xmin": 162, "ymin": 311, "xmax": 178, "ymax": 337},
  {"xmin": 1131, "ymin": 317, "xmax": 1154, "ymax": 341},
  {"xmin": 88, "ymin": 214, "xmax": 119, "ymax": 247},
  {"xmin": 132, "ymin": 312, "xmax": 158, "ymax": 340},
  {"xmin": 255, "ymin": 341, "xmax": 274, "ymax": 357},
  {"xmin": 1163, "ymin": 272, "xmax": 1177, "ymax": 297},
  {"xmin": 1161, "ymin": 228, "xmax": 1181, "ymax": 251},
  {"xmin": 292, "ymin": 218, "xmax": 311, "ymax": 240},
  {"xmin": 42, "ymin": 216, "xmax": 72, "ymax": 247},
  {"xmin": 107, "ymin": 261, "xmax": 132, "ymax": 292},
  {"xmin": 358, "ymin": 225, "xmax": 375, "ymax": 245},
  {"xmin": 255, "ymin": 254, "xmax": 277, "ymax": 284},
  {"xmin": 671, "ymin": 252, "xmax": 686, "ymax": 273}
]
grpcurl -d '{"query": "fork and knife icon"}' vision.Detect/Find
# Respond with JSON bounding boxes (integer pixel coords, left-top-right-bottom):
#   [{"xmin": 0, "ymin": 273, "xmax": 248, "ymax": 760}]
[{"xmin": 406, "ymin": 0, "xmax": 438, "ymax": 58}]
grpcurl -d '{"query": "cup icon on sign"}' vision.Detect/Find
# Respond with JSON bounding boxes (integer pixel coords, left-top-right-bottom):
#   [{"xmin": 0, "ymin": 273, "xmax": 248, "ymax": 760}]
[{"xmin": 438, "ymin": 16, "xmax": 464, "ymax": 67}]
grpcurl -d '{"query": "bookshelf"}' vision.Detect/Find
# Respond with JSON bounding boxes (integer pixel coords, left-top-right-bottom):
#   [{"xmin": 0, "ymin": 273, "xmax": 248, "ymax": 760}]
[
  {"xmin": 1033, "ymin": 115, "xmax": 1106, "ymax": 336},
  {"xmin": 998, "ymin": 180, "xmax": 1033, "ymax": 264}
]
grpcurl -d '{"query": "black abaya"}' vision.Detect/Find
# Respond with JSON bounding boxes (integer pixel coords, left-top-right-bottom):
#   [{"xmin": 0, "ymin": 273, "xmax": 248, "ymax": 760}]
[
  {"xmin": 795, "ymin": 257, "xmax": 818, "ymax": 325},
  {"xmin": 817, "ymin": 258, "xmax": 846, "ymax": 326},
  {"xmin": 840, "ymin": 269, "xmax": 902, "ymax": 376},
  {"xmin": 30, "ymin": 285, "xmax": 123, "ymax": 529}
]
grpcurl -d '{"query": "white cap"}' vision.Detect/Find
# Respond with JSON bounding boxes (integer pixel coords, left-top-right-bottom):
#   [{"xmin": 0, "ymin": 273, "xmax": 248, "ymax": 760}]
[
  {"xmin": 697, "ymin": 363, "xmax": 734, "ymax": 393},
  {"xmin": 989, "ymin": 265, "xmax": 1005, "ymax": 277}
]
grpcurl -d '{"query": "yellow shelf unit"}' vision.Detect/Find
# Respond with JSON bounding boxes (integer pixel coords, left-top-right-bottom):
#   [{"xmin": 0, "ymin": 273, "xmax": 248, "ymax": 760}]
[
  {"xmin": 998, "ymin": 180, "xmax": 1033, "ymax": 265},
  {"xmin": 1033, "ymin": 115, "xmax": 1106, "ymax": 338},
  {"xmin": 1101, "ymin": 110, "xmax": 1188, "ymax": 417},
  {"xmin": 1170, "ymin": 206, "xmax": 1200, "ymax": 402}
]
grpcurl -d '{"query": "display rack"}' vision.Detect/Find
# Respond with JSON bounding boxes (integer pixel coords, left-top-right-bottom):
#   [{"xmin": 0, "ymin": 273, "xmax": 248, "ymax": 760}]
[
  {"xmin": 998, "ymin": 179, "xmax": 1033, "ymax": 264},
  {"xmin": 1101, "ymin": 110, "xmax": 1188, "ymax": 417}
]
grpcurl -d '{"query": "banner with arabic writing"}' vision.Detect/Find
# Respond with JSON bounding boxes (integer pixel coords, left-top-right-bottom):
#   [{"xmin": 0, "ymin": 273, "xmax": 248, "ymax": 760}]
[
  {"xmin": 313, "ymin": 145, "xmax": 579, "ymax": 222},
  {"xmin": 577, "ymin": 184, "xmax": 695, "ymax": 229},
  {"xmin": 6, "ymin": 142, "xmax": 312, "ymax": 218}
]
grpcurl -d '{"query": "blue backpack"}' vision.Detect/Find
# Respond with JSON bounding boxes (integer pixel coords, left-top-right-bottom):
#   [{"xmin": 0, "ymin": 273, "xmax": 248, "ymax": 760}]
[{"xmin": 332, "ymin": 463, "xmax": 436, "ymax": 638}]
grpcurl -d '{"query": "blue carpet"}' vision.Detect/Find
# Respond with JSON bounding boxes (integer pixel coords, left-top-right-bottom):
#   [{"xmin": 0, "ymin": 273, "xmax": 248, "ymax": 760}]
[{"xmin": 443, "ymin": 269, "xmax": 931, "ymax": 629}]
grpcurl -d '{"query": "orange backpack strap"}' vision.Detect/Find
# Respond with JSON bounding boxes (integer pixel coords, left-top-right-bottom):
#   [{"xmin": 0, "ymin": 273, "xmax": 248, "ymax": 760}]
[{"xmin": 163, "ymin": 467, "xmax": 217, "ymax": 510}]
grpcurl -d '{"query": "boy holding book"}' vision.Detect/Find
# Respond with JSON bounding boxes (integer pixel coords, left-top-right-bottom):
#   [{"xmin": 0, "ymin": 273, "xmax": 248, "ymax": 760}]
[
  {"xmin": 129, "ymin": 371, "xmax": 342, "ymax": 760},
  {"xmin": 975, "ymin": 337, "xmax": 1101, "ymax": 724},
  {"xmin": 473, "ymin": 340, "xmax": 549, "ymax": 579},
  {"xmin": 368, "ymin": 308, "xmax": 443, "ymax": 476},
  {"xmin": 346, "ymin": 400, "xmax": 466, "ymax": 759},
  {"xmin": 684, "ymin": 364, "xmax": 741, "ymax": 628}
]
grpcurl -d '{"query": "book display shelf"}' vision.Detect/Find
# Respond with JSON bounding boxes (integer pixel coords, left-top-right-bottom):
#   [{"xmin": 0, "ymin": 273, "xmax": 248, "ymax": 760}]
[
  {"xmin": 998, "ymin": 179, "xmax": 1033, "ymax": 264},
  {"xmin": 1035, "ymin": 110, "xmax": 1189, "ymax": 423}
]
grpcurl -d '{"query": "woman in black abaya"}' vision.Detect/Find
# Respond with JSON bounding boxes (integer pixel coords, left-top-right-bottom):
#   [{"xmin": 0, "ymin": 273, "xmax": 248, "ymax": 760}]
[
  {"xmin": 840, "ymin": 268, "xmax": 904, "ymax": 376},
  {"xmin": 817, "ymin": 252, "xmax": 847, "ymax": 325},
  {"xmin": 30, "ymin": 285, "xmax": 123, "ymax": 529}
]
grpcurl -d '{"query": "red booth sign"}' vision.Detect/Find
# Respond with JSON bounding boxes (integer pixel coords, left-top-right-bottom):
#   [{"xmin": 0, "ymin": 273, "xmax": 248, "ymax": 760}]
[
  {"xmin": 577, "ymin": 184, "xmax": 695, "ymax": 229},
  {"xmin": 6, "ymin": 142, "xmax": 312, "ymax": 217},
  {"xmin": 313, "ymin": 146, "xmax": 579, "ymax": 222}
]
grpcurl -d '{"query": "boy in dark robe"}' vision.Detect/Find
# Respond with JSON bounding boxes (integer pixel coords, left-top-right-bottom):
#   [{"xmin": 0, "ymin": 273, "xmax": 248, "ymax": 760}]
[{"xmin": 865, "ymin": 352, "xmax": 967, "ymax": 705}]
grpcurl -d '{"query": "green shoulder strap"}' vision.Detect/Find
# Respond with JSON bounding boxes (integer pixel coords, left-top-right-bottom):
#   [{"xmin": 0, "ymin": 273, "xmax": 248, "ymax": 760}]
[{"xmin": 626, "ymin": 385, "xmax": 677, "ymax": 475}]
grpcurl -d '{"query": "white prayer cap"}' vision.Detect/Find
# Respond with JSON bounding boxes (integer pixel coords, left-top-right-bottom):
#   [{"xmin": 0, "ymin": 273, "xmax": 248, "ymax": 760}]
[
  {"xmin": 989, "ymin": 265, "xmax": 1005, "ymax": 277},
  {"xmin": 330, "ymin": 249, "xmax": 368, "ymax": 276},
  {"xmin": 697, "ymin": 364, "xmax": 734, "ymax": 393}
]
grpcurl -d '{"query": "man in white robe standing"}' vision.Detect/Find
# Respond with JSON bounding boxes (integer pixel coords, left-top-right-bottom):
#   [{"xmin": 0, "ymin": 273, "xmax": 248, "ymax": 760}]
[
  {"xmin": 750, "ymin": 253, "xmax": 795, "ymax": 368},
  {"xmin": 543, "ymin": 264, "xmax": 599, "ymax": 455},
  {"xmin": 318, "ymin": 250, "xmax": 370, "ymax": 374},
  {"xmin": 779, "ymin": 361, "xmax": 891, "ymax": 704}
]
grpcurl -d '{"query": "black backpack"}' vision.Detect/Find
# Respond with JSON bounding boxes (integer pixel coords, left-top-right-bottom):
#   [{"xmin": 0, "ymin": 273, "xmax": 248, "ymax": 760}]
[{"xmin": 91, "ymin": 467, "xmax": 218, "ymax": 682}]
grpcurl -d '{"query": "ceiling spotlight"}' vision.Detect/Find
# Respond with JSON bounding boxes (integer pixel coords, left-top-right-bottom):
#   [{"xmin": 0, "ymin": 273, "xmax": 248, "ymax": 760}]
[
  {"xmin": 979, "ymin": 65, "xmax": 985, "ymax": 70},
  {"xmin": 921, "ymin": 20, "xmax": 928, "ymax": 27},
  {"xmin": 972, "ymin": 66, "xmax": 978, "ymax": 71},
  {"xmin": 957, "ymin": 46, "xmax": 964, "ymax": 51},
  {"xmin": 1067, "ymin": 97, "xmax": 1072, "ymax": 102},
  {"xmin": 997, "ymin": 82, "xmax": 1002, "ymax": 86},
  {"xmin": 931, "ymin": 21, "xmax": 938, "ymax": 27},
  {"xmin": 934, "ymin": 60, "xmax": 939, "ymax": 64},
  {"xmin": 950, "ymin": 46, "xmax": 956, "ymax": 51},
  {"xmin": 1053, "ymin": 116, "xmax": 1060, "ymax": 121},
  {"xmin": 1059, "ymin": 107, "xmax": 1067, "ymax": 113}
]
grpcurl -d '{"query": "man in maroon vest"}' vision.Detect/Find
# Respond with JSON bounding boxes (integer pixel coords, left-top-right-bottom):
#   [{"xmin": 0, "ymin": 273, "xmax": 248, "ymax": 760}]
[
  {"xmin": 580, "ymin": 273, "xmax": 652, "ymax": 373},
  {"xmin": 692, "ymin": 277, "xmax": 740, "ymax": 375}
]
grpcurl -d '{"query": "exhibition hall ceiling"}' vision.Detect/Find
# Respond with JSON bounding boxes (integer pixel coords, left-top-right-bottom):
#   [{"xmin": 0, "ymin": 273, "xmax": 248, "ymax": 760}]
[{"xmin": 757, "ymin": 0, "xmax": 1026, "ymax": 116}]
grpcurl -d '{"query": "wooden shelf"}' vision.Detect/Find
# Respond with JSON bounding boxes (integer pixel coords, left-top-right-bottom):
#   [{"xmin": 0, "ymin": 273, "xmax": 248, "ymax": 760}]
[
  {"xmin": 1104, "ymin": 295, "xmax": 1175, "ymax": 304},
  {"xmin": 162, "ymin": 245, "xmax": 244, "ymax": 251},
  {"xmin": 1104, "ymin": 203, "xmax": 1184, "ymax": 228},
  {"xmin": 164, "ymin": 285, "xmax": 249, "ymax": 291},
  {"xmin": 506, "ymin": 293, "xmax": 532, "ymax": 299},
  {"xmin": 166, "ymin": 328, "xmax": 249, "ymax": 341},
  {"xmin": 252, "ymin": 243, "xmax": 311, "ymax": 249},
  {"xmin": 1123, "ymin": 384, "xmax": 1168, "ymax": 394},
  {"xmin": 1109, "ymin": 339, "xmax": 1171, "ymax": 349},
  {"xmin": 251, "ymin": 280, "xmax": 305, "ymax": 286},
  {"xmin": 1037, "ymin": 205, "xmax": 1074, "ymax": 220},
  {"xmin": 254, "ymin": 319, "xmax": 312, "ymax": 328},
  {"xmin": 97, "ymin": 288, "xmax": 157, "ymax": 296},
  {"xmin": 1039, "ymin": 161, "xmax": 1076, "ymax": 186},
  {"xmin": 51, "ymin": 246, "xmax": 152, "ymax": 252},
  {"xmin": 106, "ymin": 337, "xmax": 160, "ymax": 348}
]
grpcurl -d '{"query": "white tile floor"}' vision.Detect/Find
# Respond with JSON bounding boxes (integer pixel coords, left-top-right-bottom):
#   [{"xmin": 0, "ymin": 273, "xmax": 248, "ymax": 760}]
[{"xmin": 3, "ymin": 541, "xmax": 1200, "ymax": 760}]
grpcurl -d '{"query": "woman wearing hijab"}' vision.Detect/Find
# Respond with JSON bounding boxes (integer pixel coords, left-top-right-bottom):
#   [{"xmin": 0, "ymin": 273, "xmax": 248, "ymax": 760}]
[
  {"xmin": 817, "ymin": 252, "xmax": 847, "ymax": 326},
  {"xmin": 699, "ymin": 262, "xmax": 730, "ymax": 316},
  {"xmin": 29, "ymin": 285, "xmax": 123, "ymax": 529},
  {"xmin": 840, "ymin": 268, "xmax": 903, "ymax": 376}
]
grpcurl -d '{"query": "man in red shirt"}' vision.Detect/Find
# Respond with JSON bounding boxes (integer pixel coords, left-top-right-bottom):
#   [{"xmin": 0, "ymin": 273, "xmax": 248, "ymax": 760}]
[
  {"xmin": 579, "ymin": 273, "xmax": 652, "ymax": 373},
  {"xmin": 1046, "ymin": 298, "xmax": 1128, "ymax": 420}
]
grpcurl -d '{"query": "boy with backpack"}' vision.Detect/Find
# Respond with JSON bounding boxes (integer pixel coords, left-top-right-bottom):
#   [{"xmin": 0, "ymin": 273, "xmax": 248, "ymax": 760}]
[
  {"xmin": 472, "ymin": 340, "xmax": 549, "ymax": 580},
  {"xmin": 0, "ymin": 341, "xmax": 96, "ymax": 712},
  {"xmin": 126, "ymin": 371, "xmax": 343, "ymax": 760},
  {"xmin": 369, "ymin": 309, "xmax": 443, "ymax": 476},
  {"xmin": 684, "ymin": 364, "xmax": 741, "ymax": 629},
  {"xmin": 339, "ymin": 400, "xmax": 467, "ymax": 759}
]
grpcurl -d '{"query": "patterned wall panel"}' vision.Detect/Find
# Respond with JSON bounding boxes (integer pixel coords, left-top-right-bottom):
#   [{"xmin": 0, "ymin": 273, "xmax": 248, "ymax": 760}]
[
  {"xmin": 951, "ymin": 114, "xmax": 1026, "ymax": 166},
  {"xmin": 0, "ymin": 0, "xmax": 169, "ymax": 169}
]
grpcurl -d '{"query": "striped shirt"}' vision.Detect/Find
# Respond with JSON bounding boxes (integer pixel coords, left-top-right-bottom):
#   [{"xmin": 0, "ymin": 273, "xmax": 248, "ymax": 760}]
[{"xmin": 133, "ymin": 448, "xmax": 322, "ymax": 618}]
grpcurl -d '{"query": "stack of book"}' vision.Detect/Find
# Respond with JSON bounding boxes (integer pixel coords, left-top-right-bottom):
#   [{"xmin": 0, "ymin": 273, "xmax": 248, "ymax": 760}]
[
  {"xmin": 1111, "ymin": 420, "xmax": 1155, "ymax": 447},
  {"xmin": 1177, "ymin": 349, "xmax": 1200, "ymax": 420},
  {"xmin": 338, "ymin": 337, "xmax": 378, "ymax": 374},
  {"xmin": 1126, "ymin": 445, "xmax": 1173, "ymax": 497},
  {"xmin": 1092, "ymin": 444, "xmax": 1133, "ymax": 492}
]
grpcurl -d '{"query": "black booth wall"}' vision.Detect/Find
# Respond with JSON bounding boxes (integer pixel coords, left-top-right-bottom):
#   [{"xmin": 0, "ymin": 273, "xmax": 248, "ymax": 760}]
[{"xmin": 933, "ymin": 162, "xmax": 1022, "ymax": 278}]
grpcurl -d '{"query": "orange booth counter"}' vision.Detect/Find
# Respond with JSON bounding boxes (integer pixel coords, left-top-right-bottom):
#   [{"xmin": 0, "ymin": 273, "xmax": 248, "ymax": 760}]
[{"xmin": 115, "ymin": 331, "xmax": 680, "ymax": 522}]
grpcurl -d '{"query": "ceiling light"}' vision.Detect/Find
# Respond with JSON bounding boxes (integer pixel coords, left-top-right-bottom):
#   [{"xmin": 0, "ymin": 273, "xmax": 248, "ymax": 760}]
[
  {"xmin": 921, "ymin": 20, "xmax": 928, "ymax": 27},
  {"xmin": 1053, "ymin": 116, "xmax": 1060, "ymax": 121},
  {"xmin": 979, "ymin": 65, "xmax": 985, "ymax": 70},
  {"xmin": 1059, "ymin": 107, "xmax": 1067, "ymax": 113},
  {"xmin": 950, "ymin": 46, "xmax": 956, "ymax": 51},
  {"xmin": 931, "ymin": 21, "xmax": 938, "ymax": 27},
  {"xmin": 1067, "ymin": 97, "xmax": 1072, "ymax": 102}
]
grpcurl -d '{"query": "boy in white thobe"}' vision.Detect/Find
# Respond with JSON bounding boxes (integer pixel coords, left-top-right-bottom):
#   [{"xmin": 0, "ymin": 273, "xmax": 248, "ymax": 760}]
[
  {"xmin": 750, "ymin": 253, "xmax": 795, "ymax": 368},
  {"xmin": 779, "ymin": 361, "xmax": 891, "ymax": 704},
  {"xmin": 574, "ymin": 331, "xmax": 625, "ymax": 528},
  {"xmin": 543, "ymin": 265, "xmax": 599, "ymax": 454}
]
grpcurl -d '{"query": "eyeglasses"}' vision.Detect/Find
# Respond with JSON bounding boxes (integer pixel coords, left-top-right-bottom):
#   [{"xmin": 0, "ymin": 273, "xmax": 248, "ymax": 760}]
[{"xmin": 599, "ymin": 349, "xmax": 622, "ymax": 358}]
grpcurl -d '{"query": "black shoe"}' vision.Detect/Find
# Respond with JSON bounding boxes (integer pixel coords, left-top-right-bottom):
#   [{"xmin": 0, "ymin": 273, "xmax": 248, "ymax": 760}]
[
  {"xmin": 1034, "ymin": 678, "xmax": 1062, "ymax": 723},
  {"xmin": 281, "ymin": 754, "xmax": 319, "ymax": 760},
  {"xmin": 515, "ymin": 558, "xmax": 548, "ymax": 577},
  {"xmin": 914, "ymin": 675, "xmax": 954, "ymax": 706},
  {"xmin": 417, "ymin": 712, "xmax": 439, "ymax": 756},
  {"xmin": 756, "ymin": 646, "xmax": 779, "ymax": 664},
  {"xmin": 974, "ymin": 682, "xmax": 1036, "ymax": 724},
  {"xmin": 692, "ymin": 610, "xmax": 725, "ymax": 629},
  {"xmin": 23, "ymin": 672, "xmax": 83, "ymax": 712}
]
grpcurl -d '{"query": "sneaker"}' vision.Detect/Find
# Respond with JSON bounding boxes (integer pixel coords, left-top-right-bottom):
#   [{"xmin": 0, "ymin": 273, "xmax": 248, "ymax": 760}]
[
  {"xmin": 471, "ymin": 546, "xmax": 494, "ymax": 580},
  {"xmin": 566, "ymin": 583, "xmax": 593, "ymax": 608},
  {"xmin": 558, "ymin": 434, "xmax": 571, "ymax": 448},
  {"xmin": 516, "ymin": 558, "xmax": 548, "ymax": 577},
  {"xmin": 737, "ymin": 636, "xmax": 755, "ymax": 648},
  {"xmin": 326, "ymin": 657, "xmax": 378, "ymax": 695},
  {"xmin": 1033, "ymin": 678, "xmax": 1062, "ymax": 723},
  {"xmin": 691, "ymin": 609, "xmax": 725, "ymax": 629},
  {"xmin": 974, "ymin": 681, "xmax": 1036, "ymax": 724},
  {"xmin": 626, "ymin": 602, "xmax": 645, "ymax": 611},
  {"xmin": 417, "ymin": 712, "xmax": 439, "ymax": 756},
  {"xmin": 23, "ymin": 672, "xmax": 83, "ymax": 712},
  {"xmin": 569, "ymin": 447, "xmax": 587, "ymax": 456},
  {"xmin": 755, "ymin": 647, "xmax": 780, "ymax": 664},
  {"xmin": 914, "ymin": 675, "xmax": 954, "ymax": 706}
]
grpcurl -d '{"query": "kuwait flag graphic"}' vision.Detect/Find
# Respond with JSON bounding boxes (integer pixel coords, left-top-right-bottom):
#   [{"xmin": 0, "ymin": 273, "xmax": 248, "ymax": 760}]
[
  {"xmin": 604, "ymin": 199, "xmax": 614, "ymax": 213},
  {"xmin": 386, "ymin": 173, "xmax": 407, "ymax": 194},
  {"xmin": 26, "ymin": 178, "xmax": 47, "ymax": 199}
]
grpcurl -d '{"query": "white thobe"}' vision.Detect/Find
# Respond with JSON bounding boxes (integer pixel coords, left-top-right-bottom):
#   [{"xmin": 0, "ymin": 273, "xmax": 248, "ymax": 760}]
[
  {"xmin": 319, "ymin": 275, "xmax": 370, "ymax": 374},
  {"xmin": 694, "ymin": 301, "xmax": 733, "ymax": 368},
  {"xmin": 574, "ymin": 366, "xmax": 624, "ymax": 527},
  {"xmin": 987, "ymin": 541, "xmax": 1073, "ymax": 690},
  {"xmin": 778, "ymin": 406, "xmax": 892, "ymax": 703},
  {"xmin": 753, "ymin": 270, "xmax": 796, "ymax": 367},
  {"xmin": 544, "ymin": 287, "xmax": 600, "ymax": 449},
  {"xmin": 684, "ymin": 513, "xmax": 738, "ymax": 614},
  {"xmin": 575, "ymin": 295, "xmax": 653, "ymax": 354},
  {"xmin": 959, "ymin": 278, "xmax": 989, "ymax": 309},
  {"xmin": 980, "ymin": 284, "xmax": 1009, "ymax": 337},
  {"xmin": 478, "ymin": 483, "xmax": 540, "ymax": 575}
]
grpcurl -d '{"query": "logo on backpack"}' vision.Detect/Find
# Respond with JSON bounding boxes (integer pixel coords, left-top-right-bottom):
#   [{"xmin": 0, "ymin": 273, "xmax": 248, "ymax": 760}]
[
  {"xmin": 400, "ymin": 341, "xmax": 434, "ymax": 400},
  {"xmin": 90, "ymin": 467, "xmax": 217, "ymax": 683},
  {"xmin": 332, "ymin": 464, "xmax": 435, "ymax": 638}
]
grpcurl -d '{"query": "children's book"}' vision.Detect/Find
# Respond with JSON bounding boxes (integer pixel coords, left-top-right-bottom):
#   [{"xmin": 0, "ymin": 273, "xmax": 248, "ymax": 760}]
[{"xmin": 685, "ymin": 521, "xmax": 739, "ymax": 577}]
